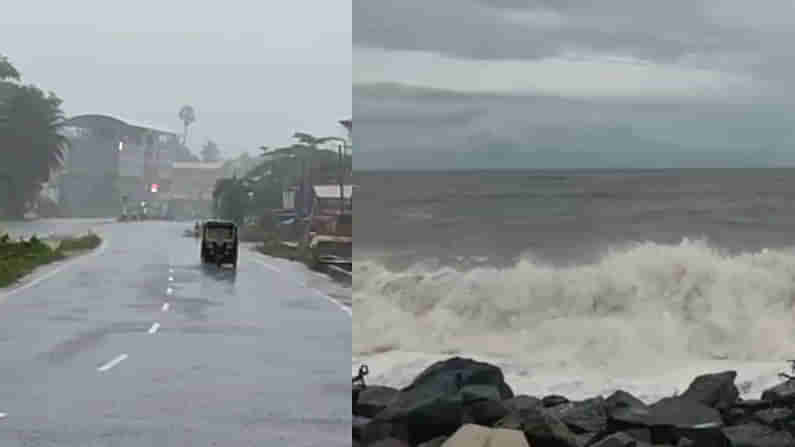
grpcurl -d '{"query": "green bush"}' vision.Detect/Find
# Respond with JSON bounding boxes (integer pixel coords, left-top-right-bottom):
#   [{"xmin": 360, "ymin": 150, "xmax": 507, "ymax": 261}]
[
  {"xmin": 0, "ymin": 233, "xmax": 66, "ymax": 287},
  {"xmin": 57, "ymin": 233, "xmax": 101, "ymax": 251}
]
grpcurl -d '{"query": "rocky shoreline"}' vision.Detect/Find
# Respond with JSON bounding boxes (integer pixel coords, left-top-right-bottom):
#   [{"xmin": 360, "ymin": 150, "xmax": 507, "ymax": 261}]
[{"xmin": 353, "ymin": 357, "xmax": 795, "ymax": 447}]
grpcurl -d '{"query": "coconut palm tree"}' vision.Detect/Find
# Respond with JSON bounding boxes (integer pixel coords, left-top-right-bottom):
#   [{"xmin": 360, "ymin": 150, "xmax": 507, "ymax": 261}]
[
  {"xmin": 0, "ymin": 85, "xmax": 68, "ymax": 218},
  {"xmin": 0, "ymin": 54, "xmax": 20, "ymax": 82},
  {"xmin": 178, "ymin": 105, "xmax": 196, "ymax": 146}
]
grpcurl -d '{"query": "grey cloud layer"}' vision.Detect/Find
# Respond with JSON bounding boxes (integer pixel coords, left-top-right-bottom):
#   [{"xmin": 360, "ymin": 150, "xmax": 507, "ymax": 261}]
[
  {"xmin": 355, "ymin": 83, "xmax": 795, "ymax": 169},
  {"xmin": 354, "ymin": 0, "xmax": 778, "ymax": 76}
]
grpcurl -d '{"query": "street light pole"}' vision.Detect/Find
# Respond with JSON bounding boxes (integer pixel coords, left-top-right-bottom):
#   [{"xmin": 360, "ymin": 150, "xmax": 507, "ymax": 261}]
[{"xmin": 338, "ymin": 144, "xmax": 345, "ymax": 218}]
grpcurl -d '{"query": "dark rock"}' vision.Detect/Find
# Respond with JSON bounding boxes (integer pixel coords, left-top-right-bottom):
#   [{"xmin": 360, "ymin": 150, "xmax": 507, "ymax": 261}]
[
  {"xmin": 555, "ymin": 396, "xmax": 608, "ymax": 434},
  {"xmin": 504, "ymin": 395, "xmax": 543, "ymax": 413},
  {"xmin": 418, "ymin": 436, "xmax": 448, "ymax": 447},
  {"xmin": 496, "ymin": 404, "xmax": 579, "ymax": 447},
  {"xmin": 681, "ymin": 371, "xmax": 739, "ymax": 410},
  {"xmin": 375, "ymin": 357, "xmax": 513, "ymax": 444},
  {"xmin": 724, "ymin": 408, "xmax": 754, "ymax": 426},
  {"xmin": 404, "ymin": 357, "xmax": 514, "ymax": 399},
  {"xmin": 461, "ymin": 384, "xmax": 503, "ymax": 403},
  {"xmin": 606, "ymin": 390, "xmax": 647, "ymax": 414},
  {"xmin": 353, "ymin": 416, "xmax": 371, "ymax": 440},
  {"xmin": 649, "ymin": 397, "xmax": 724, "ymax": 445},
  {"xmin": 622, "ymin": 428, "xmax": 652, "ymax": 443},
  {"xmin": 606, "ymin": 390, "xmax": 651, "ymax": 427},
  {"xmin": 722, "ymin": 423, "xmax": 794, "ymax": 447},
  {"xmin": 609, "ymin": 404, "xmax": 654, "ymax": 427},
  {"xmin": 370, "ymin": 438, "xmax": 411, "ymax": 447},
  {"xmin": 753, "ymin": 407, "xmax": 792, "ymax": 427},
  {"xmin": 356, "ymin": 385, "xmax": 400, "ymax": 418},
  {"xmin": 733, "ymin": 399, "xmax": 773, "ymax": 411},
  {"xmin": 761, "ymin": 381, "xmax": 795, "ymax": 405},
  {"xmin": 359, "ymin": 420, "xmax": 411, "ymax": 445},
  {"xmin": 466, "ymin": 399, "xmax": 510, "ymax": 426},
  {"xmin": 544, "ymin": 394, "xmax": 571, "ymax": 407},
  {"xmin": 574, "ymin": 432, "xmax": 599, "ymax": 447},
  {"xmin": 605, "ymin": 397, "xmax": 724, "ymax": 446},
  {"xmin": 590, "ymin": 432, "xmax": 641, "ymax": 447},
  {"xmin": 646, "ymin": 397, "xmax": 723, "ymax": 428}
]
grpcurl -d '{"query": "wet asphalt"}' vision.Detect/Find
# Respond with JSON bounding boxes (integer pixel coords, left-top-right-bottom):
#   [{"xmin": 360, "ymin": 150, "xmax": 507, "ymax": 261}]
[{"xmin": 0, "ymin": 221, "xmax": 351, "ymax": 446}]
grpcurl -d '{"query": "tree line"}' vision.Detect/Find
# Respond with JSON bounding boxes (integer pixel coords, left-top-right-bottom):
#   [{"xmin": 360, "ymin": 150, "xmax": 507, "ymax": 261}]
[
  {"xmin": 213, "ymin": 132, "xmax": 352, "ymax": 225},
  {"xmin": 0, "ymin": 54, "xmax": 68, "ymax": 219}
]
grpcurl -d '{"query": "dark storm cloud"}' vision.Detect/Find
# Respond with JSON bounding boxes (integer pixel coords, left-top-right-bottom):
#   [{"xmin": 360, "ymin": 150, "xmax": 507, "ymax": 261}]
[
  {"xmin": 353, "ymin": 0, "xmax": 755, "ymax": 66},
  {"xmin": 1, "ymin": 1, "xmax": 351, "ymax": 157}
]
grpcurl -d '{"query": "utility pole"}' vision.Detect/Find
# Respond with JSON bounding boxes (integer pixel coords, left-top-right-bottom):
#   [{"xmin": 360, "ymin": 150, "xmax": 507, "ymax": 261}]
[{"xmin": 338, "ymin": 143, "xmax": 345, "ymax": 218}]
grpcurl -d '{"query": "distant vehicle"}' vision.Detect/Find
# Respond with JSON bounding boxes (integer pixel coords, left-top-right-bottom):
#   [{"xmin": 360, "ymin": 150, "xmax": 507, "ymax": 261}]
[{"xmin": 200, "ymin": 220, "xmax": 238, "ymax": 267}]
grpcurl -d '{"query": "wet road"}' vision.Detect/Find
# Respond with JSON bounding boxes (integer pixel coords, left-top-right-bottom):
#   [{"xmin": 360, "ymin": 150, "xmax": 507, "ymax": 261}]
[{"xmin": 0, "ymin": 221, "xmax": 351, "ymax": 446}]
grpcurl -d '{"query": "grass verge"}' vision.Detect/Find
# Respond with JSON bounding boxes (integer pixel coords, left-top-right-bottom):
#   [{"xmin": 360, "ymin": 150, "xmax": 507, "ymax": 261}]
[
  {"xmin": 57, "ymin": 233, "xmax": 102, "ymax": 252},
  {"xmin": 256, "ymin": 234, "xmax": 314, "ymax": 268},
  {"xmin": 0, "ymin": 232, "xmax": 102, "ymax": 288}
]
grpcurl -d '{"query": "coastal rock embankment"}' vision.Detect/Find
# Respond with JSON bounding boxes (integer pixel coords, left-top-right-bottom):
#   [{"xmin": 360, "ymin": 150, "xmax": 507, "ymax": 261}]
[{"xmin": 353, "ymin": 357, "xmax": 795, "ymax": 447}]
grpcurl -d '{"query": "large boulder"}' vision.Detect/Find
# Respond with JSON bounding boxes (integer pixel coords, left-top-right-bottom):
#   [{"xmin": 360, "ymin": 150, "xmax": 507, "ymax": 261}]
[
  {"xmin": 353, "ymin": 416, "xmax": 371, "ymax": 441},
  {"xmin": 375, "ymin": 357, "xmax": 513, "ymax": 444},
  {"xmin": 504, "ymin": 395, "xmax": 543, "ymax": 413},
  {"xmin": 359, "ymin": 419, "xmax": 411, "ymax": 445},
  {"xmin": 404, "ymin": 357, "xmax": 513, "ymax": 399},
  {"xmin": 752, "ymin": 407, "xmax": 792, "ymax": 427},
  {"xmin": 681, "ymin": 371, "xmax": 739, "ymax": 410},
  {"xmin": 543, "ymin": 395, "xmax": 571, "ymax": 408},
  {"xmin": 760, "ymin": 381, "xmax": 795, "ymax": 405},
  {"xmin": 552, "ymin": 396, "xmax": 608, "ymax": 434},
  {"xmin": 722, "ymin": 423, "xmax": 794, "ymax": 447},
  {"xmin": 356, "ymin": 385, "xmax": 400, "ymax": 418},
  {"xmin": 496, "ymin": 403, "xmax": 580, "ymax": 447},
  {"xmin": 606, "ymin": 397, "xmax": 724, "ymax": 446},
  {"xmin": 590, "ymin": 432, "xmax": 645, "ymax": 447},
  {"xmin": 646, "ymin": 397, "xmax": 724, "ymax": 428},
  {"xmin": 605, "ymin": 390, "xmax": 651, "ymax": 427},
  {"xmin": 370, "ymin": 438, "xmax": 412, "ymax": 447},
  {"xmin": 464, "ymin": 399, "xmax": 510, "ymax": 426},
  {"xmin": 440, "ymin": 424, "xmax": 529, "ymax": 447}
]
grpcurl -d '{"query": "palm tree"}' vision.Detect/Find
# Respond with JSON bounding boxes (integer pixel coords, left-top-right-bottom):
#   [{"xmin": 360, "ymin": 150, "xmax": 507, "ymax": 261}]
[
  {"xmin": 0, "ymin": 86, "xmax": 68, "ymax": 218},
  {"xmin": 201, "ymin": 139, "xmax": 221, "ymax": 162},
  {"xmin": 0, "ymin": 54, "xmax": 20, "ymax": 82},
  {"xmin": 178, "ymin": 105, "xmax": 196, "ymax": 146}
]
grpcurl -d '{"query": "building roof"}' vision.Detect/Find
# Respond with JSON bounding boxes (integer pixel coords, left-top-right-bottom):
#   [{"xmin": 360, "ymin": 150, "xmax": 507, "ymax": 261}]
[
  {"xmin": 313, "ymin": 184, "xmax": 355, "ymax": 199},
  {"xmin": 172, "ymin": 161, "xmax": 226, "ymax": 170},
  {"xmin": 65, "ymin": 114, "xmax": 180, "ymax": 136}
]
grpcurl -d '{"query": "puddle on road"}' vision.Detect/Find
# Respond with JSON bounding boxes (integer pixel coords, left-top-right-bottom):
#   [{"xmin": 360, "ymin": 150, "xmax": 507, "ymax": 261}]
[
  {"xmin": 39, "ymin": 321, "xmax": 147, "ymax": 365},
  {"xmin": 281, "ymin": 298, "xmax": 328, "ymax": 312},
  {"xmin": 174, "ymin": 323, "xmax": 264, "ymax": 336}
]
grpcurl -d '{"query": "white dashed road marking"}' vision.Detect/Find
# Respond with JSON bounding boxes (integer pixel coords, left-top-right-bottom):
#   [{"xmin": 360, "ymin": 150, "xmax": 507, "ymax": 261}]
[
  {"xmin": 166, "ymin": 287, "xmax": 173, "ymax": 295},
  {"xmin": 162, "ymin": 302, "xmax": 170, "ymax": 311},
  {"xmin": 0, "ymin": 412, "xmax": 7, "ymax": 420},
  {"xmin": 252, "ymin": 258, "xmax": 351, "ymax": 317},
  {"xmin": 148, "ymin": 322, "xmax": 160, "ymax": 334},
  {"xmin": 97, "ymin": 354, "xmax": 128, "ymax": 372}
]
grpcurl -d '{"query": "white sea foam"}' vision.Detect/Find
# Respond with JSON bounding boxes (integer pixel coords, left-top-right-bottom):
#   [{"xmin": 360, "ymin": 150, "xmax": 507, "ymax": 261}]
[{"xmin": 354, "ymin": 238, "xmax": 795, "ymax": 400}]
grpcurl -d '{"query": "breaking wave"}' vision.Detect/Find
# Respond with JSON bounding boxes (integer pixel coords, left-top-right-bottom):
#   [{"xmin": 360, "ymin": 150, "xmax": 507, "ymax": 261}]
[{"xmin": 354, "ymin": 238, "xmax": 795, "ymax": 374}]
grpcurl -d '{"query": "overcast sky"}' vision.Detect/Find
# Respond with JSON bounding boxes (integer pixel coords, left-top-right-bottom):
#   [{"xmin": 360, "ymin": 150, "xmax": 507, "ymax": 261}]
[
  {"xmin": 354, "ymin": 1, "xmax": 795, "ymax": 169},
  {"xmin": 1, "ymin": 0, "xmax": 351, "ymax": 158}
]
